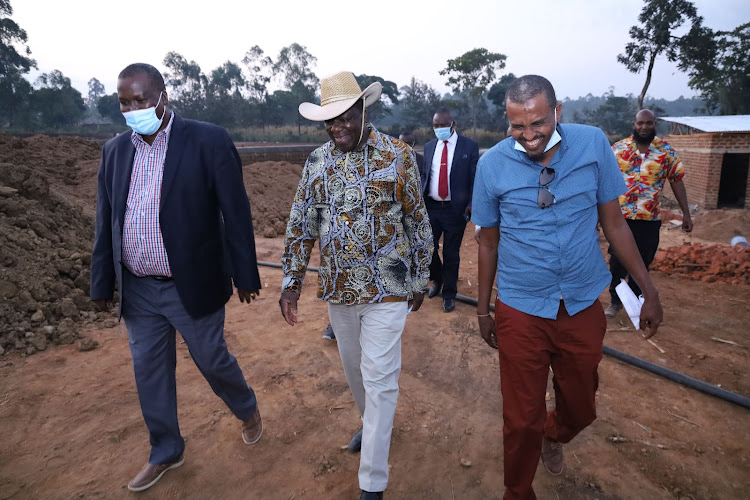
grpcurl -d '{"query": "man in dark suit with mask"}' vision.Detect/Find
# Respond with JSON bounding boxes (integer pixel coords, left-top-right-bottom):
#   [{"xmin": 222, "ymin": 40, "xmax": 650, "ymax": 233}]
[
  {"xmin": 421, "ymin": 108, "xmax": 479, "ymax": 312},
  {"xmin": 90, "ymin": 63, "xmax": 263, "ymax": 492}
]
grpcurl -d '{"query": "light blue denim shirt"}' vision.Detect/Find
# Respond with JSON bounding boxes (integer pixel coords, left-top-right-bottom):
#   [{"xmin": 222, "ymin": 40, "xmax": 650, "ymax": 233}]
[{"xmin": 471, "ymin": 124, "xmax": 626, "ymax": 319}]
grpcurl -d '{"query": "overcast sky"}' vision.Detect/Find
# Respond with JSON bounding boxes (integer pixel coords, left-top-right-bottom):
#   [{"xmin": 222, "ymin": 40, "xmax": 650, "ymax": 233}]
[{"xmin": 12, "ymin": 0, "xmax": 750, "ymax": 102}]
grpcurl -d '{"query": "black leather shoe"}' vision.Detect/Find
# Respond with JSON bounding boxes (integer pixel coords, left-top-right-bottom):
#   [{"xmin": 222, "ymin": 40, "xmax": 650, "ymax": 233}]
[
  {"xmin": 347, "ymin": 427, "xmax": 363, "ymax": 453},
  {"xmin": 443, "ymin": 298, "xmax": 455, "ymax": 312},
  {"xmin": 360, "ymin": 491, "xmax": 384, "ymax": 500},
  {"xmin": 427, "ymin": 282, "xmax": 442, "ymax": 299}
]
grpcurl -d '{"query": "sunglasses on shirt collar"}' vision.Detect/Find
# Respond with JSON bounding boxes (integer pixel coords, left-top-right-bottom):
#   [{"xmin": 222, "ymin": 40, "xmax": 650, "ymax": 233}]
[{"xmin": 538, "ymin": 167, "xmax": 556, "ymax": 209}]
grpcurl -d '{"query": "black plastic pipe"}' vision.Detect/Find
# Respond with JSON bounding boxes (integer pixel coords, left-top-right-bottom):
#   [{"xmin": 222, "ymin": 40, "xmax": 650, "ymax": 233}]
[
  {"xmin": 258, "ymin": 262, "xmax": 750, "ymax": 409},
  {"xmin": 601, "ymin": 346, "xmax": 750, "ymax": 409}
]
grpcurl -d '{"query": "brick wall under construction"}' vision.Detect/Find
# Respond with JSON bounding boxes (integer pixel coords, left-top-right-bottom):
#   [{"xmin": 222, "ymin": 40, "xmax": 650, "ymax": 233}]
[{"xmin": 664, "ymin": 132, "xmax": 750, "ymax": 210}]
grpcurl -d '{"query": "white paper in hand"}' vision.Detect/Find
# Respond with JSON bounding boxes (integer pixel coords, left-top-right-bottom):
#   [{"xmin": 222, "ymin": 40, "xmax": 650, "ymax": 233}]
[{"xmin": 615, "ymin": 279, "xmax": 645, "ymax": 330}]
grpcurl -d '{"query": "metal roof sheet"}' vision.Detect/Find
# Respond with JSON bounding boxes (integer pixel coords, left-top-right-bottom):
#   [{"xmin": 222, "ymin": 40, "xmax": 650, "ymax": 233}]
[{"xmin": 659, "ymin": 115, "xmax": 750, "ymax": 133}]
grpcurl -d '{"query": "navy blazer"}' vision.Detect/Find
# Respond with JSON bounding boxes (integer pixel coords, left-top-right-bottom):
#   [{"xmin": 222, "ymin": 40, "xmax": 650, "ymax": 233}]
[
  {"xmin": 421, "ymin": 134, "xmax": 480, "ymax": 216},
  {"xmin": 90, "ymin": 114, "xmax": 261, "ymax": 319}
]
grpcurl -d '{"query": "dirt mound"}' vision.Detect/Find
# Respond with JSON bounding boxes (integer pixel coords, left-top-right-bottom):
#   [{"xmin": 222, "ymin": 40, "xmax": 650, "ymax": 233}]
[
  {"xmin": 0, "ymin": 134, "xmax": 105, "ymax": 356},
  {"xmin": 0, "ymin": 135, "xmax": 303, "ymax": 356},
  {"xmin": 660, "ymin": 207, "xmax": 750, "ymax": 245},
  {"xmin": 0, "ymin": 134, "xmax": 102, "ymax": 214},
  {"xmin": 242, "ymin": 160, "xmax": 302, "ymax": 238},
  {"xmin": 691, "ymin": 209, "xmax": 750, "ymax": 243},
  {"xmin": 652, "ymin": 243, "xmax": 750, "ymax": 284}
]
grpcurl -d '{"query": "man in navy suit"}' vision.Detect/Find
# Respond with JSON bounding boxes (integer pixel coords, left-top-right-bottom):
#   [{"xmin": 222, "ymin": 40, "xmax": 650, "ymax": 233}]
[
  {"xmin": 90, "ymin": 63, "xmax": 263, "ymax": 492},
  {"xmin": 421, "ymin": 108, "xmax": 479, "ymax": 312}
]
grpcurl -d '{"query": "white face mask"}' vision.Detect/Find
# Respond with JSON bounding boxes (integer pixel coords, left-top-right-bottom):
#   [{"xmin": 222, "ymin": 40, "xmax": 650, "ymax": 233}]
[
  {"xmin": 122, "ymin": 93, "xmax": 166, "ymax": 136},
  {"xmin": 514, "ymin": 108, "xmax": 561, "ymax": 154}
]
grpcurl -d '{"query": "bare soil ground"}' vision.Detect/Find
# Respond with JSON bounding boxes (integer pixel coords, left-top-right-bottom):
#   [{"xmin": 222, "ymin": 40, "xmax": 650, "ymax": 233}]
[
  {"xmin": 1, "ymin": 226, "xmax": 749, "ymax": 500},
  {"xmin": 1, "ymin": 134, "xmax": 749, "ymax": 499}
]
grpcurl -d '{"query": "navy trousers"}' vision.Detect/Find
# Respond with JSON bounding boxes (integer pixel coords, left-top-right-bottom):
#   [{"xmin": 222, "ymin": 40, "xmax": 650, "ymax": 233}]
[
  {"xmin": 121, "ymin": 269, "xmax": 257, "ymax": 464},
  {"xmin": 426, "ymin": 201, "xmax": 467, "ymax": 300}
]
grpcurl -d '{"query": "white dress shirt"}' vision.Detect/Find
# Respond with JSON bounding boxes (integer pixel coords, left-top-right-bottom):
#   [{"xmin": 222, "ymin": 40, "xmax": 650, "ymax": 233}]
[{"xmin": 428, "ymin": 131, "xmax": 458, "ymax": 201}]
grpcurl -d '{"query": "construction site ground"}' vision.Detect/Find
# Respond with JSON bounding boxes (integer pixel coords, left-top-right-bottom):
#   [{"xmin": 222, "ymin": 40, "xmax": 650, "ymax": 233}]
[{"xmin": 0, "ymin": 135, "xmax": 748, "ymax": 500}]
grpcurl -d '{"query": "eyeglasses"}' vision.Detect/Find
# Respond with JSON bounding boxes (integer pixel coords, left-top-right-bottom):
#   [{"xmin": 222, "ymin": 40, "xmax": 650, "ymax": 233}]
[{"xmin": 537, "ymin": 167, "xmax": 556, "ymax": 209}]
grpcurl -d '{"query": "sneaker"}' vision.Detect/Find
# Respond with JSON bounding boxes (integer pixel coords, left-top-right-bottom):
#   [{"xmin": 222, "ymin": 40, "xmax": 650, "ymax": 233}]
[
  {"xmin": 127, "ymin": 456, "xmax": 184, "ymax": 492},
  {"xmin": 242, "ymin": 407, "xmax": 263, "ymax": 444},
  {"xmin": 604, "ymin": 302, "xmax": 622, "ymax": 318},
  {"xmin": 322, "ymin": 324, "xmax": 336, "ymax": 341},
  {"xmin": 540, "ymin": 437, "xmax": 564, "ymax": 475}
]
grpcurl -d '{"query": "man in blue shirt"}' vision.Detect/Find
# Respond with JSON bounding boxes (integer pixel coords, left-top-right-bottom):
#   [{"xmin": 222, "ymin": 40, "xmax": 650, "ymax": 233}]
[{"xmin": 472, "ymin": 75, "xmax": 663, "ymax": 500}]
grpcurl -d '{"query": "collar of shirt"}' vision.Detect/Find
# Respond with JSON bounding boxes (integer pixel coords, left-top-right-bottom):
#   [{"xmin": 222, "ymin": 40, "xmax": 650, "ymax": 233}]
[
  {"xmin": 130, "ymin": 110, "xmax": 175, "ymax": 149},
  {"xmin": 444, "ymin": 130, "xmax": 458, "ymax": 147}
]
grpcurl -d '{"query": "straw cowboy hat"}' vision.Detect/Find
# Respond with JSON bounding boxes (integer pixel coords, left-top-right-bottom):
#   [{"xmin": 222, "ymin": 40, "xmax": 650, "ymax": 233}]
[{"xmin": 299, "ymin": 71, "xmax": 382, "ymax": 122}]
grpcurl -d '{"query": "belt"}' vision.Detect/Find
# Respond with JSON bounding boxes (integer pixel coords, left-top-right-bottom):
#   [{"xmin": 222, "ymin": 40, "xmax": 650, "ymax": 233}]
[
  {"xmin": 122, "ymin": 265, "xmax": 172, "ymax": 281},
  {"xmin": 426, "ymin": 198, "xmax": 451, "ymax": 206}
]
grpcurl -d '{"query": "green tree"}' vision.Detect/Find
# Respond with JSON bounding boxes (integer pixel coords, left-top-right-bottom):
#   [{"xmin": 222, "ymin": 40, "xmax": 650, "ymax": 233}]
[
  {"xmin": 242, "ymin": 45, "xmax": 273, "ymax": 103},
  {"xmin": 354, "ymin": 74, "xmax": 399, "ymax": 124},
  {"xmin": 618, "ymin": 0, "xmax": 703, "ymax": 110},
  {"xmin": 97, "ymin": 92, "xmax": 125, "ymax": 126},
  {"xmin": 33, "ymin": 70, "xmax": 86, "ymax": 129},
  {"xmin": 205, "ymin": 61, "xmax": 252, "ymax": 128},
  {"xmin": 163, "ymin": 51, "xmax": 207, "ymax": 118},
  {"xmin": 272, "ymin": 43, "xmax": 318, "ymax": 131},
  {"xmin": 398, "ymin": 77, "xmax": 441, "ymax": 129},
  {"xmin": 439, "ymin": 48, "xmax": 507, "ymax": 129},
  {"xmin": 273, "ymin": 43, "xmax": 318, "ymax": 90},
  {"xmin": 0, "ymin": 70, "xmax": 33, "ymax": 127},
  {"xmin": 87, "ymin": 77, "xmax": 105, "ymax": 110},
  {"xmin": 0, "ymin": 0, "xmax": 35, "ymax": 77},
  {"xmin": 680, "ymin": 22, "xmax": 750, "ymax": 114},
  {"xmin": 0, "ymin": 0, "xmax": 35, "ymax": 128},
  {"xmin": 487, "ymin": 73, "xmax": 516, "ymax": 134}
]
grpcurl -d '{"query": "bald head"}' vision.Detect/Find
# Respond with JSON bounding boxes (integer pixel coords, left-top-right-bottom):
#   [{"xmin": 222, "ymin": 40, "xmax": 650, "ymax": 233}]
[{"xmin": 636, "ymin": 109, "xmax": 655, "ymax": 122}]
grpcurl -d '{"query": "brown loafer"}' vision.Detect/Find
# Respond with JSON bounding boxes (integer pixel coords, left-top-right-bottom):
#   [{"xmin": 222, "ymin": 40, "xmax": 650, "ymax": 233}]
[
  {"xmin": 127, "ymin": 456, "xmax": 184, "ymax": 492},
  {"xmin": 541, "ymin": 437, "xmax": 564, "ymax": 475},
  {"xmin": 242, "ymin": 407, "xmax": 263, "ymax": 445}
]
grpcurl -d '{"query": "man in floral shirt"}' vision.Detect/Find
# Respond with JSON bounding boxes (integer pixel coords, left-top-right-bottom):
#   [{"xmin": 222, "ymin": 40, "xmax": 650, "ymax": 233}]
[
  {"xmin": 606, "ymin": 109, "xmax": 693, "ymax": 317},
  {"xmin": 279, "ymin": 71, "xmax": 432, "ymax": 500}
]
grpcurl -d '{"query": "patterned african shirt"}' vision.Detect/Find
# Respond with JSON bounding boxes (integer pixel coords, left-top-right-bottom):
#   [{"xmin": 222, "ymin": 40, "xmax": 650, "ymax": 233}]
[
  {"xmin": 612, "ymin": 136, "xmax": 685, "ymax": 221},
  {"xmin": 281, "ymin": 126, "xmax": 433, "ymax": 304}
]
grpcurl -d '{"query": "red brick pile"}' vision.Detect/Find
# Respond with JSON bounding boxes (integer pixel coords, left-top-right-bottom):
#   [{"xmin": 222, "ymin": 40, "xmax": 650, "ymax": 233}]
[{"xmin": 652, "ymin": 243, "xmax": 750, "ymax": 285}]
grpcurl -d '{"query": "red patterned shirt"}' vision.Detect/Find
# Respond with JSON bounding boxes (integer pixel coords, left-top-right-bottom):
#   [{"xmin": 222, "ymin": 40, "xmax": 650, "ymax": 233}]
[
  {"xmin": 611, "ymin": 136, "xmax": 685, "ymax": 221},
  {"xmin": 121, "ymin": 113, "xmax": 175, "ymax": 277}
]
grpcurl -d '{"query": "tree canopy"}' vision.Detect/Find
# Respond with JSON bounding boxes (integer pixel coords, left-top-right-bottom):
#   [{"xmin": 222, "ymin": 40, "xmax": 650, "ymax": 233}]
[
  {"xmin": 618, "ymin": 0, "xmax": 703, "ymax": 109},
  {"xmin": 0, "ymin": 0, "xmax": 35, "ymax": 77},
  {"xmin": 440, "ymin": 48, "xmax": 507, "ymax": 129},
  {"xmin": 680, "ymin": 22, "xmax": 750, "ymax": 114}
]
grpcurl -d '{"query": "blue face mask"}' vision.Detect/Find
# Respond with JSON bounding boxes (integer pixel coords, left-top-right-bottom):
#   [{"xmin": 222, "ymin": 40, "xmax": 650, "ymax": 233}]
[
  {"xmin": 123, "ymin": 93, "xmax": 166, "ymax": 136},
  {"xmin": 434, "ymin": 126, "xmax": 452, "ymax": 141},
  {"xmin": 514, "ymin": 108, "xmax": 561, "ymax": 154}
]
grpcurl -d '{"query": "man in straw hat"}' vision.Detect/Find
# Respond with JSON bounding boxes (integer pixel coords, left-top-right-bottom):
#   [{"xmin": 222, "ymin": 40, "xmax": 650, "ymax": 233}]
[{"xmin": 279, "ymin": 71, "xmax": 433, "ymax": 499}]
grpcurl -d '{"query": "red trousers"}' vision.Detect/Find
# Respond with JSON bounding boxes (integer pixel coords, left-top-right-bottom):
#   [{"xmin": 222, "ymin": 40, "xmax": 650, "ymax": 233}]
[{"xmin": 496, "ymin": 299, "xmax": 606, "ymax": 500}]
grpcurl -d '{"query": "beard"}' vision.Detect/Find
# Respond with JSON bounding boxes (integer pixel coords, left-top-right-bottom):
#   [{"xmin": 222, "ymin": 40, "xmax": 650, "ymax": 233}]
[{"xmin": 633, "ymin": 127, "xmax": 656, "ymax": 145}]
